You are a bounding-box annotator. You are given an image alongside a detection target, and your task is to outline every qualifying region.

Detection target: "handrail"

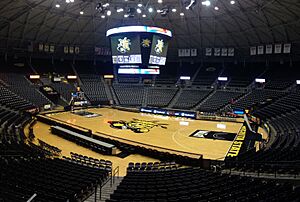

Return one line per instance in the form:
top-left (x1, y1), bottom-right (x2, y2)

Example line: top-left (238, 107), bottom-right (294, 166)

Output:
top-left (112, 166), bottom-right (120, 184)
top-left (26, 193), bottom-right (37, 202)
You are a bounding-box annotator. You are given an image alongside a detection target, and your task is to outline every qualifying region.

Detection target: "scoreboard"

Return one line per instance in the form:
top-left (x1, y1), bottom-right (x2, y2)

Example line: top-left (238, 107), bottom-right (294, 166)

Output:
top-left (106, 26), bottom-right (172, 74)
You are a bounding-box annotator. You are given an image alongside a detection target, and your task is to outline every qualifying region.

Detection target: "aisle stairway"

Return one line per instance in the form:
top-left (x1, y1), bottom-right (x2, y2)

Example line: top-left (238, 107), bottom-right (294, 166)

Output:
top-left (85, 177), bottom-right (124, 202)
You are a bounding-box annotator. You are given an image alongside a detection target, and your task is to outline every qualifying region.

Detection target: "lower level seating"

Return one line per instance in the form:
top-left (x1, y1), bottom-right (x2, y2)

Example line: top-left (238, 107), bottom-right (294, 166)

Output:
top-left (108, 167), bottom-right (299, 202)
top-left (0, 157), bottom-right (109, 202)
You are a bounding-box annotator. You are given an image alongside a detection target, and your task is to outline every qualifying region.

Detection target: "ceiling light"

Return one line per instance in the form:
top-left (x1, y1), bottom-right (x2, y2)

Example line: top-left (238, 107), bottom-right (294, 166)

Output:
top-left (138, 3), bottom-right (143, 7)
top-left (124, 14), bottom-right (129, 18)
top-left (137, 8), bottom-right (142, 14)
top-left (148, 7), bottom-right (153, 13)
top-left (214, 6), bottom-right (219, 10)
top-left (107, 10), bottom-right (111, 16)
top-left (172, 8), bottom-right (177, 12)
top-left (117, 8), bottom-right (124, 12)
top-left (201, 0), bottom-right (211, 6)
top-left (80, 11), bottom-right (84, 15)
top-left (180, 12), bottom-right (184, 16)
top-left (103, 3), bottom-right (109, 8)
top-left (158, 0), bottom-right (163, 3)
top-left (230, 0), bottom-right (235, 4)
top-left (157, 9), bottom-right (161, 13)
top-left (101, 15), bottom-right (105, 18)
top-left (55, 4), bottom-right (60, 8)
top-left (142, 14), bottom-right (146, 17)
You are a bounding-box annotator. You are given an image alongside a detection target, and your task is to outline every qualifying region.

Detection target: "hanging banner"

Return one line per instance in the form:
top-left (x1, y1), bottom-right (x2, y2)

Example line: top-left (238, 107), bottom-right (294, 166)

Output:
top-left (191, 49), bottom-right (197, 57)
top-left (205, 48), bottom-right (212, 56)
top-left (250, 47), bottom-right (257, 55)
top-left (69, 46), bottom-right (74, 54)
top-left (75, 47), bottom-right (80, 54)
top-left (265, 44), bottom-right (272, 54)
top-left (257, 45), bottom-right (264, 55)
top-left (228, 48), bottom-right (234, 56)
top-left (50, 45), bottom-right (55, 53)
top-left (38, 43), bottom-right (44, 52)
top-left (283, 43), bottom-right (291, 54)
top-left (221, 48), bottom-right (228, 56)
top-left (214, 48), bottom-right (220, 56)
top-left (44, 44), bottom-right (49, 52)
top-left (184, 49), bottom-right (191, 57)
top-left (178, 49), bottom-right (184, 57)
top-left (274, 44), bottom-right (282, 54)
top-left (64, 46), bottom-right (69, 54)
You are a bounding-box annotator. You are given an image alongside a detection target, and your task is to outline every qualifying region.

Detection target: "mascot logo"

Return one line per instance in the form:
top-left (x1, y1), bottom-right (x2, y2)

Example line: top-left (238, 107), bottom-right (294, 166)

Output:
top-left (155, 39), bottom-right (164, 55)
top-left (141, 39), bottom-right (151, 48)
top-left (117, 37), bottom-right (131, 53)
top-left (108, 118), bottom-right (168, 133)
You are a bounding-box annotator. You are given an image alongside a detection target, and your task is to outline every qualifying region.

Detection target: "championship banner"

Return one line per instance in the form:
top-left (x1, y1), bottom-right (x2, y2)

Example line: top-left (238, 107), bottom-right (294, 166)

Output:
top-left (64, 46), bottom-right (69, 54)
top-left (69, 46), bottom-right (74, 54)
top-left (75, 47), bottom-right (80, 54)
top-left (274, 44), bottom-right (282, 54)
top-left (178, 49), bottom-right (184, 57)
top-left (205, 48), bottom-right (212, 56)
top-left (191, 48), bottom-right (197, 56)
top-left (50, 45), bottom-right (55, 53)
top-left (38, 43), bottom-right (44, 52)
top-left (257, 45), bottom-right (264, 55)
top-left (184, 49), bottom-right (191, 57)
top-left (266, 44), bottom-right (272, 54)
top-left (214, 48), bottom-right (220, 56)
top-left (228, 48), bottom-right (234, 56)
top-left (283, 43), bottom-right (291, 54)
top-left (44, 44), bottom-right (49, 52)
top-left (250, 47), bottom-right (256, 55)
top-left (221, 48), bottom-right (228, 56)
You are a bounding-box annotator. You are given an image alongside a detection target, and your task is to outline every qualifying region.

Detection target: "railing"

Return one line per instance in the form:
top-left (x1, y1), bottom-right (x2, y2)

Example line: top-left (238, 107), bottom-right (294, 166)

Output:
top-left (98, 166), bottom-right (120, 201)
top-left (26, 193), bottom-right (37, 202)
top-left (224, 160), bottom-right (300, 179)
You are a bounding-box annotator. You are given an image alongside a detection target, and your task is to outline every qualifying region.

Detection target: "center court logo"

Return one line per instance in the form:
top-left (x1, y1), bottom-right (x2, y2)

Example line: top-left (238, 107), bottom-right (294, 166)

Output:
top-left (108, 118), bottom-right (168, 133)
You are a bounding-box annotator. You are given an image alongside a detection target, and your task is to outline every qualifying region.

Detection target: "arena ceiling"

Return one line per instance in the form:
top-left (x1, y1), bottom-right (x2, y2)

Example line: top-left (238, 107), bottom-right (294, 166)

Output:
top-left (0, 0), bottom-right (300, 57)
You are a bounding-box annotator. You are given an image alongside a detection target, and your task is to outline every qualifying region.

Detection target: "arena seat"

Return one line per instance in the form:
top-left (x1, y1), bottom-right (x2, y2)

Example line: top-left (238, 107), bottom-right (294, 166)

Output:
top-left (0, 157), bottom-right (109, 202)
top-left (0, 73), bottom-right (51, 108)
top-left (113, 84), bottom-right (145, 106)
top-left (233, 89), bottom-right (286, 110)
top-left (50, 82), bottom-right (76, 102)
top-left (146, 87), bottom-right (178, 107)
top-left (173, 88), bottom-right (212, 109)
top-left (197, 90), bottom-right (244, 112)
top-left (79, 74), bottom-right (109, 104)
top-left (108, 167), bottom-right (299, 202)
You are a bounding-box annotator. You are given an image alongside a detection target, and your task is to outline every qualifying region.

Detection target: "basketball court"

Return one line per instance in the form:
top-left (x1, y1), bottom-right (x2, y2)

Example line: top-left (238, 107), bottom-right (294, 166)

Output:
top-left (36, 107), bottom-right (243, 160)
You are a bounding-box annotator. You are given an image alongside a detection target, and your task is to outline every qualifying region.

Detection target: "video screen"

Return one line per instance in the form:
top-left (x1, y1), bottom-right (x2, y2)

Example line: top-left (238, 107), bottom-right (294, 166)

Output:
top-left (149, 35), bottom-right (169, 65)
top-left (111, 34), bottom-right (142, 64)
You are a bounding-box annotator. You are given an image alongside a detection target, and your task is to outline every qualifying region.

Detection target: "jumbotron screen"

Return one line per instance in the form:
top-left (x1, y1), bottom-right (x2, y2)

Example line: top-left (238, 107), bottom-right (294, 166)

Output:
top-left (110, 34), bottom-right (142, 64)
top-left (107, 26), bottom-right (172, 68)
top-left (149, 35), bottom-right (169, 65)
